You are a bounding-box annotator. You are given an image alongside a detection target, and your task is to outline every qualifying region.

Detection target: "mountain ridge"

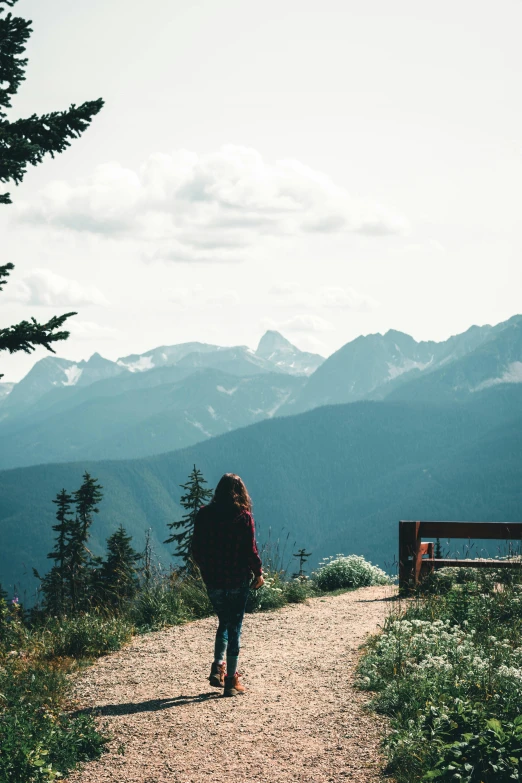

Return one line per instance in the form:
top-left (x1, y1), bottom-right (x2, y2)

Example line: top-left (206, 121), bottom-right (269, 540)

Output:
top-left (1, 383), bottom-right (521, 600)
top-left (1, 316), bottom-right (520, 471)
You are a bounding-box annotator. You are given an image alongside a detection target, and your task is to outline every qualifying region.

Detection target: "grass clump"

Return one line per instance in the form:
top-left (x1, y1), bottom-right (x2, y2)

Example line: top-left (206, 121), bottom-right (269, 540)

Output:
top-left (357, 568), bottom-right (522, 783)
top-left (41, 614), bottom-right (134, 658)
top-left (0, 601), bottom-right (109, 782)
top-left (130, 574), bottom-right (212, 631)
top-left (283, 576), bottom-right (316, 604)
top-left (313, 554), bottom-right (391, 592)
top-left (0, 658), bottom-right (107, 783)
top-left (130, 582), bottom-right (187, 631)
top-left (246, 572), bottom-right (287, 613)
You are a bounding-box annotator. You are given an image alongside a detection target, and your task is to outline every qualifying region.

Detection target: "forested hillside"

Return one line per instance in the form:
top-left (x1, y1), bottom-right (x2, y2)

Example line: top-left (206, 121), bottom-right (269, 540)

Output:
top-left (1, 384), bottom-right (521, 601)
top-left (0, 369), bottom-right (304, 467)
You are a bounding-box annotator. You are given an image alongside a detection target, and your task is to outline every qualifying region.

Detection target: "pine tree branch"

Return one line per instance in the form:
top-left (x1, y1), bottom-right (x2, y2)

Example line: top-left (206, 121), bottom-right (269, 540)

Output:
top-left (0, 311), bottom-right (76, 378)
top-left (0, 99), bottom-right (104, 202)
top-left (0, 261), bottom-right (13, 290)
top-left (0, 8), bottom-right (30, 116)
top-left (0, 311), bottom-right (76, 353)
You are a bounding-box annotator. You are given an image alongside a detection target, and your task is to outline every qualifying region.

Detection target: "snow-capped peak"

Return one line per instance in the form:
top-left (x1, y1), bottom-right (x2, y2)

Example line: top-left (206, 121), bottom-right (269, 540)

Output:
top-left (63, 365), bottom-right (83, 386)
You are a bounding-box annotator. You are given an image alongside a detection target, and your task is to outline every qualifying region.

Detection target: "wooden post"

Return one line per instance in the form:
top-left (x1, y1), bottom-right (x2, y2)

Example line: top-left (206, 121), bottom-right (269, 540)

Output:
top-left (399, 520), bottom-right (420, 593)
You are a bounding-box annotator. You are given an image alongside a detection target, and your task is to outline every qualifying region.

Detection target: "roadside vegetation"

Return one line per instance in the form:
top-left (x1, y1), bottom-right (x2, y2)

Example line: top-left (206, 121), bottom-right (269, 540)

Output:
top-left (357, 566), bottom-right (522, 783)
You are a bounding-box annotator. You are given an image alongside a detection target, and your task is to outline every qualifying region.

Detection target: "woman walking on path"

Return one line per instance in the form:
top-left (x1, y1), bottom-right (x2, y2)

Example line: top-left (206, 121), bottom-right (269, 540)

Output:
top-left (192, 473), bottom-right (264, 697)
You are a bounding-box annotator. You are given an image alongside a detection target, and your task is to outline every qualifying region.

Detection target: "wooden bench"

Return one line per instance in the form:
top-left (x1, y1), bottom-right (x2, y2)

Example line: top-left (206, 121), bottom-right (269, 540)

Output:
top-left (399, 520), bottom-right (522, 592)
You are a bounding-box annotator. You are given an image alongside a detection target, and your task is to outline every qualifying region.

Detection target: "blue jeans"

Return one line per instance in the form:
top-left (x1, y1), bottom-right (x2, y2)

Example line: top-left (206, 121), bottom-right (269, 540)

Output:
top-left (207, 584), bottom-right (250, 662)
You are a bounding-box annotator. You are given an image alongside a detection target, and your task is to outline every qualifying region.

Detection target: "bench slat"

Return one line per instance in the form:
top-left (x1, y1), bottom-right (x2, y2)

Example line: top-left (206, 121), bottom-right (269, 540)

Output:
top-left (429, 559), bottom-right (522, 569)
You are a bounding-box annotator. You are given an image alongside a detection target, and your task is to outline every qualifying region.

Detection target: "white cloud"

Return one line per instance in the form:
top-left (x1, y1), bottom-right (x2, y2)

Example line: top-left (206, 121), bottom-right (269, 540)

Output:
top-left (5, 269), bottom-right (109, 307)
top-left (69, 320), bottom-right (119, 340)
top-left (169, 285), bottom-right (203, 305)
top-left (263, 314), bottom-right (335, 333)
top-left (168, 285), bottom-right (238, 308)
top-left (205, 290), bottom-right (240, 308)
top-left (319, 285), bottom-right (379, 311)
top-left (269, 282), bottom-right (379, 311)
top-left (17, 146), bottom-right (410, 263)
top-left (404, 238), bottom-right (446, 254)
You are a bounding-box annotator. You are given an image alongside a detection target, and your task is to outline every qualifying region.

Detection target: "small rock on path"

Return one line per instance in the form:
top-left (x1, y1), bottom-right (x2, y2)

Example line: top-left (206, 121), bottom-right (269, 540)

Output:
top-left (69, 585), bottom-right (396, 783)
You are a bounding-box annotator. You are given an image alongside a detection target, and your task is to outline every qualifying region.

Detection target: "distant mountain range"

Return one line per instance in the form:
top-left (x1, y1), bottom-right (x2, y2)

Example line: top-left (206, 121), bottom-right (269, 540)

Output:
top-left (0, 383), bottom-right (14, 401)
top-left (281, 315), bottom-right (522, 413)
top-left (0, 316), bottom-right (520, 471)
top-left (2, 330), bottom-right (322, 416)
top-left (0, 331), bottom-right (321, 469)
top-left (1, 383), bottom-right (521, 600)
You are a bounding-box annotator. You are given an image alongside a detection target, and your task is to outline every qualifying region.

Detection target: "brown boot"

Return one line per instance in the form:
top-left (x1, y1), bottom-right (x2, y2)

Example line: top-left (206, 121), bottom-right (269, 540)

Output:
top-left (209, 661), bottom-right (226, 688)
top-left (223, 673), bottom-right (246, 696)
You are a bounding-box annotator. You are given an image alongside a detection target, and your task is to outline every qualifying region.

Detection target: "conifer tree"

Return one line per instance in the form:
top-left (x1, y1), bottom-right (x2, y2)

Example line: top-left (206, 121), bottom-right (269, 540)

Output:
top-left (35, 488), bottom-right (73, 614)
top-left (37, 566), bottom-right (63, 616)
top-left (292, 548), bottom-right (312, 580)
top-left (66, 472), bottom-right (103, 612)
top-left (101, 526), bottom-right (140, 608)
top-left (0, 0), bottom-right (103, 378)
top-left (73, 472), bottom-right (103, 541)
top-left (87, 553), bottom-right (105, 609)
top-left (164, 465), bottom-right (213, 569)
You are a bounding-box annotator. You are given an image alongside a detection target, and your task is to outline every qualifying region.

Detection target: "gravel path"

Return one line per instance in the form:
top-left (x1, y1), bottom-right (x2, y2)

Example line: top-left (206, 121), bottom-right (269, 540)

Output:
top-left (69, 585), bottom-right (396, 783)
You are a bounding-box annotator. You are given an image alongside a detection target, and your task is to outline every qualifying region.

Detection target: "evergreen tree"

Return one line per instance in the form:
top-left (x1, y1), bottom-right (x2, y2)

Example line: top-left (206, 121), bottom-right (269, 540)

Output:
top-left (0, 0), bottom-right (103, 204)
top-left (101, 526), bottom-right (140, 608)
top-left (73, 472), bottom-right (103, 541)
top-left (435, 538), bottom-right (442, 559)
top-left (86, 553), bottom-right (106, 608)
top-left (0, 262), bottom-right (76, 379)
top-left (37, 566), bottom-right (63, 616)
top-left (292, 548), bottom-right (312, 580)
top-left (164, 465), bottom-right (213, 568)
top-left (0, 0), bottom-right (103, 378)
top-left (42, 489), bottom-right (74, 614)
top-left (66, 473), bottom-right (103, 612)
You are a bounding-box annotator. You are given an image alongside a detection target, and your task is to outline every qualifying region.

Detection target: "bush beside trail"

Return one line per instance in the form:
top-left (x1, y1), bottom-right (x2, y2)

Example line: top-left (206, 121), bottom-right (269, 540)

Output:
top-left (357, 567), bottom-right (522, 783)
top-left (313, 554), bottom-right (390, 592)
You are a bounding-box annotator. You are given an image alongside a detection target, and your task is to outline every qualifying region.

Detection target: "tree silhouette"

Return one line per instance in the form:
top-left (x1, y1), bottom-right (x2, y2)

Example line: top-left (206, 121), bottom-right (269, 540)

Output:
top-left (165, 465), bottom-right (213, 569)
top-left (40, 488), bottom-right (74, 614)
top-left (0, 0), bottom-right (103, 378)
top-left (101, 526), bottom-right (141, 608)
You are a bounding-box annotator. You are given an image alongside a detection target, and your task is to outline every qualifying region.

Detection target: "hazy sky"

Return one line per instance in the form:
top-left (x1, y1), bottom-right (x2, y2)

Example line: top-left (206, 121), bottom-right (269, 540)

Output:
top-left (2, 0), bottom-right (521, 382)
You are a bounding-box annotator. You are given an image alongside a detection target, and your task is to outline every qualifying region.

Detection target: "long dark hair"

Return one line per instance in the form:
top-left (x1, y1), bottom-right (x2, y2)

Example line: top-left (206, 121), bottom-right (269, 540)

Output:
top-left (211, 473), bottom-right (252, 516)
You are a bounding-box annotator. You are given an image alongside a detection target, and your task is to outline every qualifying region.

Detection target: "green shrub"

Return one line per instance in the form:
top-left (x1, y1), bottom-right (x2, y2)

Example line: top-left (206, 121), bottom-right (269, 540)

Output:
top-left (42, 614), bottom-right (134, 658)
top-left (0, 657), bottom-right (107, 782)
top-left (283, 577), bottom-right (315, 604)
top-left (357, 578), bottom-right (522, 782)
top-left (313, 554), bottom-right (391, 591)
top-left (246, 573), bottom-right (287, 613)
top-left (173, 576), bottom-right (213, 619)
top-left (130, 583), bottom-right (186, 631)
top-left (0, 598), bottom-right (31, 652)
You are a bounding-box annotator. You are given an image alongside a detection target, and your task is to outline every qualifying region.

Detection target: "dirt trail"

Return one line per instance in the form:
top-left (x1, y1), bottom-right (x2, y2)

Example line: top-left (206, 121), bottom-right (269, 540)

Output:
top-left (69, 585), bottom-right (396, 783)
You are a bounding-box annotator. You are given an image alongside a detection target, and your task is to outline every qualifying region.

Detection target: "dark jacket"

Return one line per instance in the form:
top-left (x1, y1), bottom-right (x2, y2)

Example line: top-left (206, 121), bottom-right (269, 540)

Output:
top-left (191, 504), bottom-right (263, 588)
